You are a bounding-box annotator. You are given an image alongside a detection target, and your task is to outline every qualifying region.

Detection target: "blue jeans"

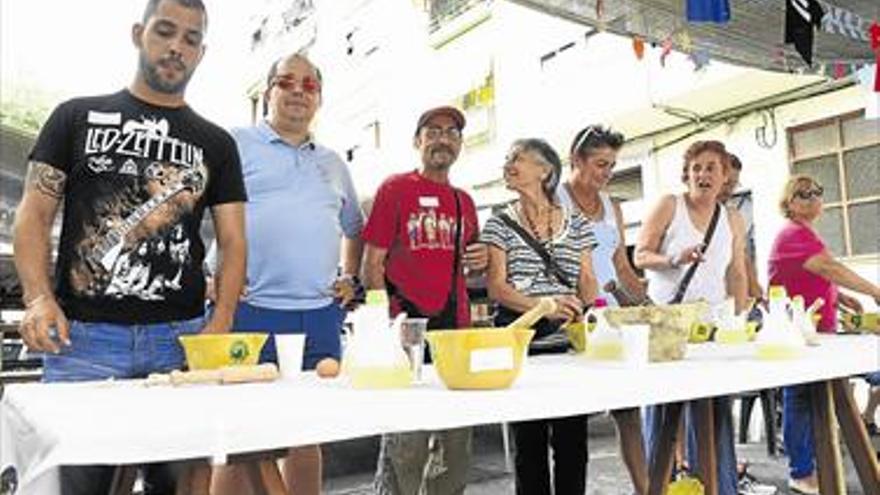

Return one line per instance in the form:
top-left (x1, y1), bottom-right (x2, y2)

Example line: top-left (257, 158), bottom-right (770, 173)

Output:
top-left (643, 398), bottom-right (738, 495)
top-left (782, 385), bottom-right (815, 479)
top-left (43, 317), bottom-right (204, 382)
top-left (42, 317), bottom-right (204, 495)
top-left (230, 302), bottom-right (344, 370)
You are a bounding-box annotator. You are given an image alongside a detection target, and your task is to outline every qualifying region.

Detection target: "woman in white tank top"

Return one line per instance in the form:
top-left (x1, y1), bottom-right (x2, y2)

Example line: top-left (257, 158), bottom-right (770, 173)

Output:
top-left (557, 125), bottom-right (646, 307)
top-left (634, 141), bottom-right (748, 495)
top-left (557, 125), bottom-right (651, 495)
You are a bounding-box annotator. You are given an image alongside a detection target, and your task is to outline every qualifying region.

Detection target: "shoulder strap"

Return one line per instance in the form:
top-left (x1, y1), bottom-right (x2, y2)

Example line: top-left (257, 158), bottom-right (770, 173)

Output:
top-left (497, 212), bottom-right (575, 289)
top-left (446, 191), bottom-right (463, 311)
top-left (669, 203), bottom-right (722, 304)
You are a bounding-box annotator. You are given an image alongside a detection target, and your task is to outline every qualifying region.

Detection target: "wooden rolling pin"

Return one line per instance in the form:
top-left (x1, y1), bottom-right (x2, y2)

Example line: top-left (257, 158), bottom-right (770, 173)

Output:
top-left (505, 297), bottom-right (557, 329)
top-left (145, 364), bottom-right (279, 386)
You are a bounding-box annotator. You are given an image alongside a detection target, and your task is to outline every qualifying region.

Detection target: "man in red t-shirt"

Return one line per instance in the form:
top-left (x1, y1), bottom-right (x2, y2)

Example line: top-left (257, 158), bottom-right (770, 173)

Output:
top-left (364, 106), bottom-right (487, 494)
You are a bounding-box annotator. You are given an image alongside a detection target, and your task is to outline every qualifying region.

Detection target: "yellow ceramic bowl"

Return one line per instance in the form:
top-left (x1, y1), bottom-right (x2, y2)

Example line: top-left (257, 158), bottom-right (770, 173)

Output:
top-left (563, 321), bottom-right (596, 353)
top-left (179, 333), bottom-right (268, 370)
top-left (426, 328), bottom-right (534, 390)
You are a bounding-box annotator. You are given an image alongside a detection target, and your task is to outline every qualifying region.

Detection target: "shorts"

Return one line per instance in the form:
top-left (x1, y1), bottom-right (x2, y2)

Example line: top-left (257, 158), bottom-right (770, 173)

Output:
top-left (230, 301), bottom-right (344, 370)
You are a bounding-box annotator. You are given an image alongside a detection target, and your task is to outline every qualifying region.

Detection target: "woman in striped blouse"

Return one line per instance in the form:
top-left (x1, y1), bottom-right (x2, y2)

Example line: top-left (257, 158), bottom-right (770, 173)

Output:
top-left (482, 138), bottom-right (598, 495)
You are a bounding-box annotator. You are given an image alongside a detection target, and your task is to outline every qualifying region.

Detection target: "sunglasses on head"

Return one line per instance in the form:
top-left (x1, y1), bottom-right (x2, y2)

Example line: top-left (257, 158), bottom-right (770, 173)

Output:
top-left (572, 127), bottom-right (596, 155)
top-left (794, 186), bottom-right (823, 200)
top-left (271, 74), bottom-right (321, 94)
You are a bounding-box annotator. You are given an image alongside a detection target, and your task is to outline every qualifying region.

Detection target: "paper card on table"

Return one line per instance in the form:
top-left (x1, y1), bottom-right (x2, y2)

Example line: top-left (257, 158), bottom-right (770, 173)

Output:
top-left (469, 347), bottom-right (514, 372)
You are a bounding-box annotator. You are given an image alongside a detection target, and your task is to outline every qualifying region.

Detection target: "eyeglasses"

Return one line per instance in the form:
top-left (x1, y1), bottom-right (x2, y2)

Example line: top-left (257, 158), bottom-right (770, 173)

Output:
top-left (794, 186), bottom-right (824, 200)
top-left (271, 74), bottom-right (321, 94)
top-left (423, 126), bottom-right (462, 141)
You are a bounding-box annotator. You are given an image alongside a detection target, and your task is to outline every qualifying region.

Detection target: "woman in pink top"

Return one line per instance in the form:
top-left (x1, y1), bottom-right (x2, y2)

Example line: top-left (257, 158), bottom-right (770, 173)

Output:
top-left (769, 174), bottom-right (880, 494)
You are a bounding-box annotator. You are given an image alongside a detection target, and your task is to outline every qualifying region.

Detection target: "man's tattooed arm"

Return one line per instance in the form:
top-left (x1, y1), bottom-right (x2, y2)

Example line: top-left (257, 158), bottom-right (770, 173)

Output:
top-left (25, 161), bottom-right (67, 199)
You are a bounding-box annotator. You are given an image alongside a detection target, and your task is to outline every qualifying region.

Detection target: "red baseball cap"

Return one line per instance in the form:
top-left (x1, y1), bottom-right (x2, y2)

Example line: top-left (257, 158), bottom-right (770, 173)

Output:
top-left (415, 106), bottom-right (466, 136)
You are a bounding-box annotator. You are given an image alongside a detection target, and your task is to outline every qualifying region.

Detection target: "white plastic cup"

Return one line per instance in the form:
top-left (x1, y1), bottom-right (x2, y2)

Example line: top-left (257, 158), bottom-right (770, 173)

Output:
top-left (275, 334), bottom-right (306, 380)
top-left (622, 324), bottom-right (651, 367)
top-left (400, 318), bottom-right (429, 382)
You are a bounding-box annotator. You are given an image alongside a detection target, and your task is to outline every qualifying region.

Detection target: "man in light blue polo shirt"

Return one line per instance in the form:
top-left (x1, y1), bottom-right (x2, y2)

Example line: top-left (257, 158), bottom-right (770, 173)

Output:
top-left (210, 52), bottom-right (363, 495)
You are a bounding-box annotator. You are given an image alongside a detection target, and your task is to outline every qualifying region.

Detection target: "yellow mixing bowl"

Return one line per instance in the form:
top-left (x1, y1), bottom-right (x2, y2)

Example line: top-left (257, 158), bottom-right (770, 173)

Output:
top-left (179, 333), bottom-right (268, 370)
top-left (426, 328), bottom-right (534, 390)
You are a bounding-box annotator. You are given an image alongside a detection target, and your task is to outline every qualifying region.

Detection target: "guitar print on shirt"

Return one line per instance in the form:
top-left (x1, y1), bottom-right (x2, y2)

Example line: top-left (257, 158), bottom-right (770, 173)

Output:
top-left (68, 113), bottom-right (209, 299)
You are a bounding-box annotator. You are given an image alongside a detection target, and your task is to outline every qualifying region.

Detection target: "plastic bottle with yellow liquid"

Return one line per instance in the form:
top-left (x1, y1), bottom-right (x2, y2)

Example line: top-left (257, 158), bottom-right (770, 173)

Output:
top-left (345, 290), bottom-right (413, 388)
top-left (755, 286), bottom-right (806, 360)
top-left (585, 298), bottom-right (625, 360)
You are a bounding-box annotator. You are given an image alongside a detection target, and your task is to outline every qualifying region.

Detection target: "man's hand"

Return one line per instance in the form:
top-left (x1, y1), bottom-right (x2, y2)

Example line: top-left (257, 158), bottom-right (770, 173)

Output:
top-left (19, 295), bottom-right (70, 353)
top-left (463, 242), bottom-right (488, 273)
top-left (333, 275), bottom-right (365, 310)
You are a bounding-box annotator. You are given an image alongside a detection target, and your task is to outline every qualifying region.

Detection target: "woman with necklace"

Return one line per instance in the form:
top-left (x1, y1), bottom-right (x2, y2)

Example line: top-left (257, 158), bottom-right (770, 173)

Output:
top-left (558, 126), bottom-right (653, 494)
top-left (482, 138), bottom-right (597, 495)
top-left (558, 125), bottom-right (646, 306)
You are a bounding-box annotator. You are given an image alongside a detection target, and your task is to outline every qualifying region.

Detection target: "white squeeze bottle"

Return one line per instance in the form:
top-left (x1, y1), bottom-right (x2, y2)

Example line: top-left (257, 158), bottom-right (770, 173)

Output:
top-left (791, 296), bottom-right (820, 346)
top-left (756, 285), bottom-right (805, 359)
top-left (585, 298), bottom-right (624, 360)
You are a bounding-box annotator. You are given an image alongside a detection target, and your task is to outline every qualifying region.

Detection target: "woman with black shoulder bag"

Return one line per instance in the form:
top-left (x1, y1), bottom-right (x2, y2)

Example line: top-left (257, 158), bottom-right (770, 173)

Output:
top-left (481, 138), bottom-right (598, 495)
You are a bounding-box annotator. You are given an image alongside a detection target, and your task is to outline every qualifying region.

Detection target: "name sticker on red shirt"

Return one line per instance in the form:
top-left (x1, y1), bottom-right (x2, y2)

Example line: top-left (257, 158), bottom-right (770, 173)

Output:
top-left (418, 196), bottom-right (439, 208)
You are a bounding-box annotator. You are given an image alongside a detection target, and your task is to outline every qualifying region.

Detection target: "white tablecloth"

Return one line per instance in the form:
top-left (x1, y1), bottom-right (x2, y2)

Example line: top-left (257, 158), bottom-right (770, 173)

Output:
top-left (2, 335), bottom-right (878, 493)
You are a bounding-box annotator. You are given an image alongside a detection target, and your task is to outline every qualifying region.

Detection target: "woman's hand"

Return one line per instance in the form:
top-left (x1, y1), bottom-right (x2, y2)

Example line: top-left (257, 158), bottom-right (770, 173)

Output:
top-left (671, 244), bottom-right (705, 268)
top-left (839, 293), bottom-right (864, 314)
top-left (547, 295), bottom-right (583, 322)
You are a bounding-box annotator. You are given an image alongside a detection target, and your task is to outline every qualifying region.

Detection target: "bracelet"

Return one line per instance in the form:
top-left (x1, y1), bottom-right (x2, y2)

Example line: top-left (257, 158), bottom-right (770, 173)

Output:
top-left (667, 255), bottom-right (678, 269)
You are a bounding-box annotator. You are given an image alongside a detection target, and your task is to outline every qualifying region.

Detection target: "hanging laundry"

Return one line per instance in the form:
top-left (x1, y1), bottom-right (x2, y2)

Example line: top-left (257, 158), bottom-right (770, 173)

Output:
top-left (686, 0), bottom-right (730, 23)
top-left (784, 0), bottom-right (826, 66)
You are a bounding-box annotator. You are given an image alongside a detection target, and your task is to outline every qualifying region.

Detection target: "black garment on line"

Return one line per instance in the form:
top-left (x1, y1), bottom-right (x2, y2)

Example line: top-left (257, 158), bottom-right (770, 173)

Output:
top-left (785, 0), bottom-right (826, 66)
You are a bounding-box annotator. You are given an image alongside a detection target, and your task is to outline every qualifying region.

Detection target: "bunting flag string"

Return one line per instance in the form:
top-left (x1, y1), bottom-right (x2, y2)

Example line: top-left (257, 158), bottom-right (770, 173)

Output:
top-left (632, 37), bottom-right (646, 60)
top-left (660, 36), bottom-right (674, 67)
top-left (690, 48), bottom-right (711, 71)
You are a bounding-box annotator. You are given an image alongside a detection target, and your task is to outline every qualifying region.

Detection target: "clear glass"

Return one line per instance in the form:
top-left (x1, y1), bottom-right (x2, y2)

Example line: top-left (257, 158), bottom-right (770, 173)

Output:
top-left (400, 318), bottom-right (429, 382)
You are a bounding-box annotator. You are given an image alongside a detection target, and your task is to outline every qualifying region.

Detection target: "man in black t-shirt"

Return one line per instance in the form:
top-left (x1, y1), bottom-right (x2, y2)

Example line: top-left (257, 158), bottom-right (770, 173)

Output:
top-left (12, 0), bottom-right (246, 493)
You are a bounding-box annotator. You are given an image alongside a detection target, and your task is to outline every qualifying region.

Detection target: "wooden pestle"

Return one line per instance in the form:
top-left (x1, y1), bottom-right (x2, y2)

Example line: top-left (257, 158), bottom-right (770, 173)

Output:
top-left (505, 297), bottom-right (557, 329)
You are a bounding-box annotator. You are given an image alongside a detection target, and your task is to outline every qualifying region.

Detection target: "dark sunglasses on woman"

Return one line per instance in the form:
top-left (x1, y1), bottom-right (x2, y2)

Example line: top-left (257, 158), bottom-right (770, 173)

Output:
top-left (794, 186), bottom-right (823, 200)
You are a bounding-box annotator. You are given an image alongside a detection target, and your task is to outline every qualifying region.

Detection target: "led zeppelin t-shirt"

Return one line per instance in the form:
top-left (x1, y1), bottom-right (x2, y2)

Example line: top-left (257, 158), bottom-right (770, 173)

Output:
top-left (29, 89), bottom-right (246, 323)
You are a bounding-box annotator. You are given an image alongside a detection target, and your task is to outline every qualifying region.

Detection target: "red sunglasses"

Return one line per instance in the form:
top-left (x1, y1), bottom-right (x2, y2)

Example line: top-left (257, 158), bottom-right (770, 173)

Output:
top-left (271, 75), bottom-right (321, 94)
